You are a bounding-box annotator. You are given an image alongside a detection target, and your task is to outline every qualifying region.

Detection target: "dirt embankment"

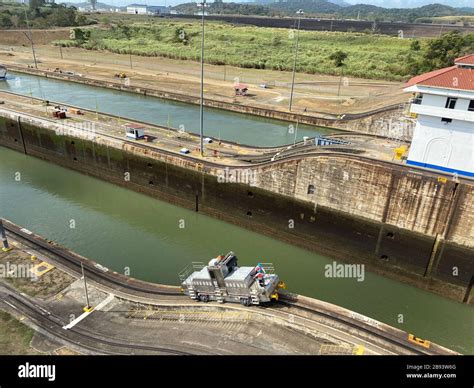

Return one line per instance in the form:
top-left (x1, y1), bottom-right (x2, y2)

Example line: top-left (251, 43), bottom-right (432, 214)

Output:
top-left (0, 29), bottom-right (70, 46)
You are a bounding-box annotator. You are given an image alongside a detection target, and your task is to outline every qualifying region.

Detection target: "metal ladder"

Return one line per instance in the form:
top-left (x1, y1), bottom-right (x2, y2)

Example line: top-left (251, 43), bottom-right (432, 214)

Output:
top-left (250, 291), bottom-right (260, 305)
top-left (215, 288), bottom-right (226, 303)
top-left (188, 287), bottom-right (197, 300)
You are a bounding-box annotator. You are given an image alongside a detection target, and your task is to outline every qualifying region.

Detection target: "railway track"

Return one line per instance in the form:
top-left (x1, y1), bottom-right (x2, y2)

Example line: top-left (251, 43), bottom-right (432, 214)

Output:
top-left (1, 292), bottom-right (192, 355)
top-left (274, 297), bottom-right (427, 355)
top-left (3, 220), bottom-right (456, 356)
top-left (3, 220), bottom-right (183, 298)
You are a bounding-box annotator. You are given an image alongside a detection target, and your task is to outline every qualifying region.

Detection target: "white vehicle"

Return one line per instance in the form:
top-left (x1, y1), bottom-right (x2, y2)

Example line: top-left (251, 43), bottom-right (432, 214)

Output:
top-left (179, 251), bottom-right (284, 306)
top-left (180, 147), bottom-right (190, 154)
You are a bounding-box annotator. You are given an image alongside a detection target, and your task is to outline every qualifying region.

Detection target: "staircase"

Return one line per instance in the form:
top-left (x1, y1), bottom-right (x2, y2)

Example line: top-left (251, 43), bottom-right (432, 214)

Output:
top-left (215, 288), bottom-right (227, 303)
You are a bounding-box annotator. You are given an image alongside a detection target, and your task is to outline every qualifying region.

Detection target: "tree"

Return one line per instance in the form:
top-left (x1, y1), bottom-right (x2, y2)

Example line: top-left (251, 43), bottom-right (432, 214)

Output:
top-left (410, 39), bottom-right (421, 51)
top-left (174, 27), bottom-right (188, 45)
top-left (29, 0), bottom-right (45, 12)
top-left (329, 50), bottom-right (348, 67)
top-left (421, 31), bottom-right (468, 70)
top-left (0, 14), bottom-right (13, 28)
top-left (71, 28), bottom-right (90, 43)
top-left (329, 50), bottom-right (349, 97)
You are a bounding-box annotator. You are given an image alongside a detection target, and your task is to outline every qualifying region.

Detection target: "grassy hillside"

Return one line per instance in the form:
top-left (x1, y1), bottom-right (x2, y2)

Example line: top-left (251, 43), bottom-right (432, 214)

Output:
top-left (56, 20), bottom-right (430, 81)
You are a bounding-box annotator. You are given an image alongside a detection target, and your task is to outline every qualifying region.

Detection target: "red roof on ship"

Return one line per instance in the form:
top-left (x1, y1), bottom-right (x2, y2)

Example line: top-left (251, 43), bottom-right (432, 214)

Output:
top-left (404, 64), bottom-right (473, 92)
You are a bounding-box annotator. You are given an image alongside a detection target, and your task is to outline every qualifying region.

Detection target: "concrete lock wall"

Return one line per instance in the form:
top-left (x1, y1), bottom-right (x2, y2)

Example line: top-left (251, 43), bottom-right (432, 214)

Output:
top-left (0, 114), bottom-right (472, 302)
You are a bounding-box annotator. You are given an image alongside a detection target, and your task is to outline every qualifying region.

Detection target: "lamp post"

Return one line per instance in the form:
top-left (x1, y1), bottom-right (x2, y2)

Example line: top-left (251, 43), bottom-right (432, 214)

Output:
top-left (23, 7), bottom-right (38, 69)
top-left (81, 263), bottom-right (92, 312)
top-left (197, 0), bottom-right (208, 156)
top-left (289, 9), bottom-right (303, 112)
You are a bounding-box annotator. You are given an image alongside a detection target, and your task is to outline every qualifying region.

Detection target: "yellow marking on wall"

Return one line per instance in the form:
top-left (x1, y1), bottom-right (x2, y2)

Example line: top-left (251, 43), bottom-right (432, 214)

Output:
top-left (353, 345), bottom-right (365, 355)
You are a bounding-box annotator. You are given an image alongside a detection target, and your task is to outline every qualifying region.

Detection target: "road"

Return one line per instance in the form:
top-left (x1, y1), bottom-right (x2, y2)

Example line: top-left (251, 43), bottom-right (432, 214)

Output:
top-left (0, 89), bottom-right (406, 166)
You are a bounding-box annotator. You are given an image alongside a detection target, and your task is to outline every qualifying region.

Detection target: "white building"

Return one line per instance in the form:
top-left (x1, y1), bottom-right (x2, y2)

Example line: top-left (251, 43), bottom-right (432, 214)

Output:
top-left (126, 4), bottom-right (170, 15)
top-left (404, 54), bottom-right (474, 179)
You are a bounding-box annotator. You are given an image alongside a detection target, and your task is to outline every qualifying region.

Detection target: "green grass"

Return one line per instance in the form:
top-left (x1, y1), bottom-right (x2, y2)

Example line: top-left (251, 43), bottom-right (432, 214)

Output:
top-left (0, 311), bottom-right (36, 354)
top-left (55, 20), bottom-right (426, 81)
top-left (424, 15), bottom-right (474, 24)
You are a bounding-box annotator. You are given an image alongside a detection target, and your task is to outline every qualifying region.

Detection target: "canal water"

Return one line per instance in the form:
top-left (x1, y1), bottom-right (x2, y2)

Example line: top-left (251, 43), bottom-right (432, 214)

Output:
top-left (0, 146), bottom-right (472, 353)
top-left (0, 72), bottom-right (336, 147)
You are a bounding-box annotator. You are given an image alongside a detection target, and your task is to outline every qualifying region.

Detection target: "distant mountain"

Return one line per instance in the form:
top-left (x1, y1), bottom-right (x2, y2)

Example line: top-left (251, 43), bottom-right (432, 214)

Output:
top-left (265, 0), bottom-right (342, 14)
top-left (253, 0), bottom-right (349, 6)
top-left (343, 0), bottom-right (473, 8)
top-left (328, 0), bottom-right (350, 6)
top-left (261, 1), bottom-right (474, 21)
top-left (174, 1), bottom-right (282, 16)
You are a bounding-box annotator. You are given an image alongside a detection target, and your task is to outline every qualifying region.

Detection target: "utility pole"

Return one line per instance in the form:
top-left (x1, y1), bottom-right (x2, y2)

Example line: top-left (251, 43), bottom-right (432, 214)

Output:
top-left (289, 9), bottom-right (303, 112)
top-left (198, 0), bottom-right (208, 156)
top-left (337, 65), bottom-right (344, 97)
top-left (59, 45), bottom-right (63, 60)
top-left (129, 43), bottom-right (133, 69)
top-left (23, 8), bottom-right (38, 69)
top-left (223, 51), bottom-right (227, 81)
top-left (81, 263), bottom-right (92, 312)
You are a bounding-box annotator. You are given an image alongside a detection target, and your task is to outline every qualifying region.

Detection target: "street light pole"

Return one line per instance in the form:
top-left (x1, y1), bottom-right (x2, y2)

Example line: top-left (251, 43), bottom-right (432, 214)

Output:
top-left (198, 0), bottom-right (207, 157)
top-left (289, 9), bottom-right (303, 112)
top-left (81, 263), bottom-right (92, 312)
top-left (23, 7), bottom-right (38, 69)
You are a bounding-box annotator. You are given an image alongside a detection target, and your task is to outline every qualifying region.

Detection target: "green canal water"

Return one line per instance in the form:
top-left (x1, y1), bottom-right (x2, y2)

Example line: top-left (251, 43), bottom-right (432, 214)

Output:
top-left (0, 146), bottom-right (472, 353)
top-left (0, 72), bottom-right (336, 147)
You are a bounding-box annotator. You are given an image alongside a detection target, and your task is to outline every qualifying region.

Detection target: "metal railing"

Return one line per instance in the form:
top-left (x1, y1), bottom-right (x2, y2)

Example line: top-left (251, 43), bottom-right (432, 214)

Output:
top-left (178, 262), bottom-right (205, 282)
top-left (259, 263), bottom-right (276, 275)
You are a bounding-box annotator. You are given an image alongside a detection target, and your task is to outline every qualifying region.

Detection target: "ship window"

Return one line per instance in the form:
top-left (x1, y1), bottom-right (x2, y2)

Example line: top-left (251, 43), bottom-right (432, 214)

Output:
top-left (468, 100), bottom-right (474, 112)
top-left (445, 97), bottom-right (457, 109)
top-left (307, 184), bottom-right (315, 194)
top-left (441, 117), bottom-right (452, 123)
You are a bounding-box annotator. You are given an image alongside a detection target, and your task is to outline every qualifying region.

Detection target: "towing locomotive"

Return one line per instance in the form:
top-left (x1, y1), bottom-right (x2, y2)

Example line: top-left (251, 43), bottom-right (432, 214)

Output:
top-left (179, 251), bottom-right (284, 306)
